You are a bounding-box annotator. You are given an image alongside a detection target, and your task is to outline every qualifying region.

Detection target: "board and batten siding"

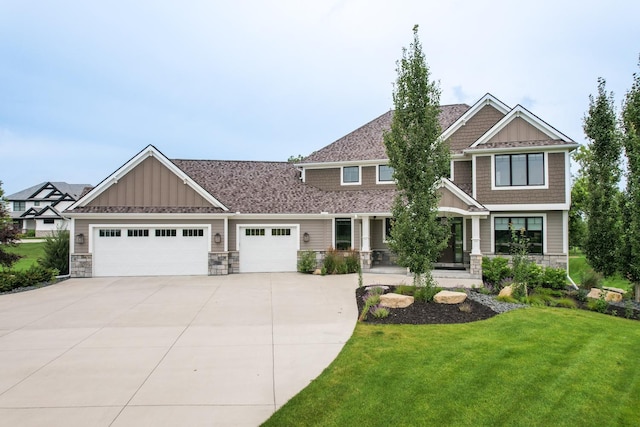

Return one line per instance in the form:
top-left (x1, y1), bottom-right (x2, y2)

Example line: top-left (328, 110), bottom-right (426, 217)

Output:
top-left (87, 156), bottom-right (211, 208)
top-left (73, 218), bottom-right (225, 254)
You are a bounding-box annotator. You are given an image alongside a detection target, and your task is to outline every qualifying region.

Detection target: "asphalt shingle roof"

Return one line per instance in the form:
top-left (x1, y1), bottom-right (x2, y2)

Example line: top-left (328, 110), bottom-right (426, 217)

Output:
top-left (301, 104), bottom-right (470, 163)
top-left (7, 182), bottom-right (91, 200)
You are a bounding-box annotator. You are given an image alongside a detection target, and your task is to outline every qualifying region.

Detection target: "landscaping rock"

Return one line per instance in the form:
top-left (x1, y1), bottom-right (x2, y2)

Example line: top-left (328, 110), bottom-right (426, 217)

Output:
top-left (498, 285), bottom-right (513, 298)
top-left (313, 269), bottom-right (322, 275)
top-left (365, 285), bottom-right (390, 291)
top-left (587, 288), bottom-right (623, 303)
top-left (603, 286), bottom-right (626, 294)
top-left (434, 290), bottom-right (467, 304)
top-left (380, 293), bottom-right (414, 308)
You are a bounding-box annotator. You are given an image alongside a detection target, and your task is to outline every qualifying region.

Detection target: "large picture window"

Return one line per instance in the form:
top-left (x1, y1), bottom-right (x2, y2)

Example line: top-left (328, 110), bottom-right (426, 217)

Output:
top-left (495, 153), bottom-right (544, 187)
top-left (495, 217), bottom-right (543, 254)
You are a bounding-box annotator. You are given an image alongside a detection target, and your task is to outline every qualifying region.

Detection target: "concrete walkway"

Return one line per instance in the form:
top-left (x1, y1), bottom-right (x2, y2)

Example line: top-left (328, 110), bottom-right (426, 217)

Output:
top-left (0, 274), bottom-right (362, 426)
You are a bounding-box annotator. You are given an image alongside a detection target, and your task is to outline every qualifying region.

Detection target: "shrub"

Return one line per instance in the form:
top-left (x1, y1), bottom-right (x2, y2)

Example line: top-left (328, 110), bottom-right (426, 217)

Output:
top-left (524, 263), bottom-right (544, 288)
top-left (297, 251), bottom-right (317, 273)
top-left (414, 286), bottom-right (441, 303)
top-left (394, 285), bottom-right (416, 296)
top-left (581, 269), bottom-right (603, 289)
top-left (541, 267), bottom-right (567, 290)
top-left (0, 265), bottom-right (58, 292)
top-left (482, 257), bottom-right (511, 288)
top-left (39, 230), bottom-right (70, 274)
top-left (370, 305), bottom-right (390, 319)
top-left (555, 298), bottom-right (577, 309)
top-left (344, 250), bottom-right (360, 274)
top-left (587, 292), bottom-right (609, 313)
top-left (323, 248), bottom-right (341, 274)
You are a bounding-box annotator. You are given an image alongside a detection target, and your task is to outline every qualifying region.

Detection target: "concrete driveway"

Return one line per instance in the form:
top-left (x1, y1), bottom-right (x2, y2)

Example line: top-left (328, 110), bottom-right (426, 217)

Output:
top-left (0, 273), bottom-right (376, 427)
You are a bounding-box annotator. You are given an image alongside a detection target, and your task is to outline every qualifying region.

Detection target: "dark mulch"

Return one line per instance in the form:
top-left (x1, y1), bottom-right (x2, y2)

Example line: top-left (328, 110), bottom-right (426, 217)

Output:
top-left (356, 286), bottom-right (498, 325)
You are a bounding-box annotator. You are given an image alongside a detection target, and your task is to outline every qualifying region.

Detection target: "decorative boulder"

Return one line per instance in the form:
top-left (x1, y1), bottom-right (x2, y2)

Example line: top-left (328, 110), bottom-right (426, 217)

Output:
top-left (379, 293), bottom-right (414, 308)
top-left (498, 285), bottom-right (513, 298)
top-left (434, 290), bottom-right (467, 304)
top-left (603, 286), bottom-right (627, 295)
top-left (313, 269), bottom-right (322, 275)
top-left (587, 288), bottom-right (622, 303)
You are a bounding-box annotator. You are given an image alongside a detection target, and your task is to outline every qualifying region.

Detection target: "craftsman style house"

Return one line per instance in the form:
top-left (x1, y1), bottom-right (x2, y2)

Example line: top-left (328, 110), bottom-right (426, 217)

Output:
top-left (7, 182), bottom-right (90, 237)
top-left (66, 94), bottom-right (577, 278)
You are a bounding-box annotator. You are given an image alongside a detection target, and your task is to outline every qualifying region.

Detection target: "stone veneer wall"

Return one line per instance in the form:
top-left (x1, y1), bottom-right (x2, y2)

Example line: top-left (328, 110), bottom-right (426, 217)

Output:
top-left (228, 251), bottom-right (240, 274)
top-left (208, 252), bottom-right (228, 275)
top-left (483, 253), bottom-right (568, 270)
top-left (70, 254), bottom-right (92, 278)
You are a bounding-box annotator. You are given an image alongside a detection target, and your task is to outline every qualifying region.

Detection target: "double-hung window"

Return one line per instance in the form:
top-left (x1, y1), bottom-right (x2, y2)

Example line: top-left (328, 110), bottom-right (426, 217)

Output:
top-left (341, 166), bottom-right (360, 185)
top-left (377, 165), bottom-right (394, 183)
top-left (495, 153), bottom-right (544, 187)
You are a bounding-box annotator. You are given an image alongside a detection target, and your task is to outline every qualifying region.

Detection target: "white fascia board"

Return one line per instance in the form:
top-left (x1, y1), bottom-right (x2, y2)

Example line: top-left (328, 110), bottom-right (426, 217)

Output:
top-left (296, 159), bottom-right (388, 169)
top-left (68, 145), bottom-right (229, 212)
top-left (463, 144), bottom-right (579, 155)
top-left (471, 105), bottom-right (574, 149)
top-left (439, 178), bottom-right (486, 210)
top-left (65, 212), bottom-right (233, 220)
top-left (483, 203), bottom-right (570, 211)
top-left (439, 207), bottom-right (488, 218)
top-left (440, 93), bottom-right (511, 141)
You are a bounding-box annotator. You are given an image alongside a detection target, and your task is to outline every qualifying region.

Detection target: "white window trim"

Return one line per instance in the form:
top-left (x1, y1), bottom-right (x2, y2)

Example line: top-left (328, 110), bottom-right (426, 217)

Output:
top-left (332, 218), bottom-right (354, 249)
top-left (490, 213), bottom-right (547, 255)
top-left (376, 165), bottom-right (394, 185)
top-left (341, 165), bottom-right (361, 186)
top-left (491, 152), bottom-right (549, 191)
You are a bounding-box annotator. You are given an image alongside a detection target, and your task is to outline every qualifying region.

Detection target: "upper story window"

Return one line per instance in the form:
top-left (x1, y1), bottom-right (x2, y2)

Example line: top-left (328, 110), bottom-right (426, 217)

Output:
top-left (341, 166), bottom-right (360, 185)
top-left (495, 153), bottom-right (545, 187)
top-left (377, 165), bottom-right (394, 183)
top-left (13, 201), bottom-right (25, 211)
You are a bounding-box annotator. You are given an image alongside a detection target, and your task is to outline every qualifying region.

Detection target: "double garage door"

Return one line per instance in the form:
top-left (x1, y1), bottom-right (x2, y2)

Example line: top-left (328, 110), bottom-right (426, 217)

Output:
top-left (93, 226), bottom-right (209, 277)
top-left (92, 225), bottom-right (299, 276)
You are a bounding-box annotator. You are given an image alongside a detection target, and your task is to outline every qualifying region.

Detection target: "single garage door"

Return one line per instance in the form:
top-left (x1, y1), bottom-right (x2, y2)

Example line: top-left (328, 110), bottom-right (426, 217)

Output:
top-left (93, 227), bottom-right (209, 277)
top-left (239, 226), bottom-right (298, 273)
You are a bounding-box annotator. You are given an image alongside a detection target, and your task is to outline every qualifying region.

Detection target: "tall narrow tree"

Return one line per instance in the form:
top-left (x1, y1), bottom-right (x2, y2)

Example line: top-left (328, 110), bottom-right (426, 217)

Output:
top-left (383, 25), bottom-right (450, 286)
top-left (622, 60), bottom-right (640, 284)
top-left (583, 78), bottom-right (622, 276)
top-left (0, 181), bottom-right (21, 269)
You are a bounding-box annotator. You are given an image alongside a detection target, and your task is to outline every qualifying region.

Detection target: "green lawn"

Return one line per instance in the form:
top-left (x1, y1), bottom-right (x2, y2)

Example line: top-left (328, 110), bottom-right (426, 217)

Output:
top-left (3, 242), bottom-right (46, 271)
top-left (569, 253), bottom-right (633, 292)
top-left (264, 308), bottom-right (640, 426)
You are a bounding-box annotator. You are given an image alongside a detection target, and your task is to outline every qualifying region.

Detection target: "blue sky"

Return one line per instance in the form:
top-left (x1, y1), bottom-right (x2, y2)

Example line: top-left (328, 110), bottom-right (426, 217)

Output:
top-left (1, 0), bottom-right (639, 195)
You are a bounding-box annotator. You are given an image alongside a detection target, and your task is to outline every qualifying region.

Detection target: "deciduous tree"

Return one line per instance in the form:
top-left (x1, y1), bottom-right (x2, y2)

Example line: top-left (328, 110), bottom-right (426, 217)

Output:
top-left (0, 181), bottom-right (21, 269)
top-left (383, 25), bottom-right (450, 286)
top-left (583, 78), bottom-right (622, 276)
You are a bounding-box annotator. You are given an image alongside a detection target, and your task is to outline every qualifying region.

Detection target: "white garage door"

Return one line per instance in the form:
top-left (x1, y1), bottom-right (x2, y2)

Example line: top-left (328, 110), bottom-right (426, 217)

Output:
top-left (239, 226), bottom-right (298, 273)
top-left (93, 227), bottom-right (209, 277)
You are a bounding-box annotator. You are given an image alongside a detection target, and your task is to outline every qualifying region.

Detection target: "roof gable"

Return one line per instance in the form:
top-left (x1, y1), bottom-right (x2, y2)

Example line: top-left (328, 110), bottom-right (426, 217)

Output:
top-left (68, 145), bottom-right (228, 212)
top-left (440, 93), bottom-right (510, 144)
top-left (471, 104), bottom-right (573, 148)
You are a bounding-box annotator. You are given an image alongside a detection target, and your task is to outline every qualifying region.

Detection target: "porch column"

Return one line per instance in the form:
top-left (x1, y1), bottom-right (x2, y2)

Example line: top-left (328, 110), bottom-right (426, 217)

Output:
top-left (470, 215), bottom-right (482, 279)
top-left (471, 216), bottom-right (481, 255)
top-left (360, 215), bottom-right (371, 270)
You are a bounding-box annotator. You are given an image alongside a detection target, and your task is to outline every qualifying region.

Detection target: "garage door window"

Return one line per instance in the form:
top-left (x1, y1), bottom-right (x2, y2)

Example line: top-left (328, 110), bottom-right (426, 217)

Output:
top-left (272, 228), bottom-right (291, 236)
top-left (99, 229), bottom-right (121, 237)
top-left (155, 229), bottom-right (177, 237)
top-left (245, 228), bottom-right (265, 236)
top-left (127, 229), bottom-right (149, 237)
top-left (183, 229), bottom-right (204, 237)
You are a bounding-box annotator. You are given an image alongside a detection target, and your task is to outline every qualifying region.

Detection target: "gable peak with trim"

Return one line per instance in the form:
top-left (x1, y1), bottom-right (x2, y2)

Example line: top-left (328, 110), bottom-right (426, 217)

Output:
top-left (67, 145), bottom-right (229, 213)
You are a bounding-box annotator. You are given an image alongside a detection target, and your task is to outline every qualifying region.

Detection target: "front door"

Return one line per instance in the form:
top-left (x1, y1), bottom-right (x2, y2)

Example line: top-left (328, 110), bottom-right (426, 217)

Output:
top-left (438, 218), bottom-right (463, 264)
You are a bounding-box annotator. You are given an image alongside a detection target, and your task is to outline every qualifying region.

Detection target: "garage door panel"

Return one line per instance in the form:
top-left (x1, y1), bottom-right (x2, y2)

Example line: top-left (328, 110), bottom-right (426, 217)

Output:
top-left (239, 226), bottom-right (298, 273)
top-left (93, 227), bottom-right (208, 277)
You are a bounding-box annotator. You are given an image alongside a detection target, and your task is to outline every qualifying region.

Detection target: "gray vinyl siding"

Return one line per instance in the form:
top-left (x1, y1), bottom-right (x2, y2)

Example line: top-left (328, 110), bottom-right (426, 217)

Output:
top-left (370, 218), bottom-right (389, 250)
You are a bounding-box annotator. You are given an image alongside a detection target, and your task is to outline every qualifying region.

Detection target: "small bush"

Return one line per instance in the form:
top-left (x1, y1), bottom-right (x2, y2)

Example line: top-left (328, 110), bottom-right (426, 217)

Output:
top-left (370, 305), bottom-right (390, 319)
top-left (524, 263), bottom-right (545, 288)
top-left (535, 287), bottom-right (564, 298)
top-left (323, 248), bottom-right (340, 274)
top-left (297, 251), bottom-right (316, 273)
top-left (524, 294), bottom-right (548, 306)
top-left (394, 285), bottom-right (416, 296)
top-left (0, 265), bottom-right (58, 292)
top-left (497, 295), bottom-right (518, 304)
top-left (588, 293), bottom-right (609, 313)
top-left (414, 286), bottom-right (441, 303)
top-left (541, 267), bottom-right (567, 290)
top-left (581, 269), bottom-right (603, 289)
top-left (482, 257), bottom-right (511, 288)
top-left (344, 250), bottom-right (360, 274)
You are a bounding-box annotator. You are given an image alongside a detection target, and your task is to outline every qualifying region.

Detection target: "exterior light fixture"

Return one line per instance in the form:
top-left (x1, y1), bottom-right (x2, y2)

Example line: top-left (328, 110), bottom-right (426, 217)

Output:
top-left (303, 232), bottom-right (310, 242)
top-left (214, 233), bottom-right (222, 244)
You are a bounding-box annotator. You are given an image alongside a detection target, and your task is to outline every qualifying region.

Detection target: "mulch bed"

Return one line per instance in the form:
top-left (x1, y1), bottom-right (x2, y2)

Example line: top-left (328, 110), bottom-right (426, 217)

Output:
top-left (356, 286), bottom-right (498, 325)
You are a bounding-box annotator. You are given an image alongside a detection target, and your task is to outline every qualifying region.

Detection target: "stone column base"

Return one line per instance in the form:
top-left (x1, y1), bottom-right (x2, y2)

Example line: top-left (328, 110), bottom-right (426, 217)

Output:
top-left (70, 253), bottom-right (93, 278)
top-left (360, 251), bottom-right (371, 271)
top-left (469, 254), bottom-right (483, 279)
top-left (208, 252), bottom-right (229, 275)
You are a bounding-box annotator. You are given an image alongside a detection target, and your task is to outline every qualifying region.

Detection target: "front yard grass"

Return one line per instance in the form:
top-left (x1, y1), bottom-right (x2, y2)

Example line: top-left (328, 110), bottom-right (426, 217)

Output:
top-left (263, 308), bottom-right (640, 426)
top-left (569, 252), bottom-right (632, 292)
top-left (3, 242), bottom-right (46, 271)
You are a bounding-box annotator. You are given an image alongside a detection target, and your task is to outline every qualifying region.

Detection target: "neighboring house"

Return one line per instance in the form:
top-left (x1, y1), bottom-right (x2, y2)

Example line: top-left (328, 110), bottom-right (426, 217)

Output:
top-left (66, 93), bottom-right (578, 278)
top-left (7, 182), bottom-right (91, 237)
